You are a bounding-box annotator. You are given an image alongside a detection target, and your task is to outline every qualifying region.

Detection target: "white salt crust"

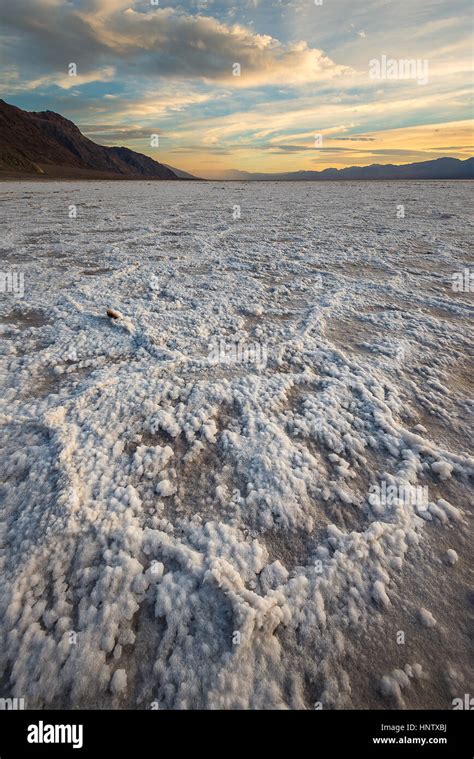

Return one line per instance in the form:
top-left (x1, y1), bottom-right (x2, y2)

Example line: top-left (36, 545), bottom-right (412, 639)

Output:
top-left (0, 181), bottom-right (472, 709)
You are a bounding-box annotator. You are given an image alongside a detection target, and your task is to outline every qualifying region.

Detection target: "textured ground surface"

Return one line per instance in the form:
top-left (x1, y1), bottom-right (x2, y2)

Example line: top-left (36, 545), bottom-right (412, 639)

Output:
top-left (0, 180), bottom-right (472, 709)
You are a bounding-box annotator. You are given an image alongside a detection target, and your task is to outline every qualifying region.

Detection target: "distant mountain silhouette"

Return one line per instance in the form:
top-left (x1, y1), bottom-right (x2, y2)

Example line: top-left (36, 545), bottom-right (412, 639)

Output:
top-left (0, 99), bottom-right (177, 179)
top-left (210, 157), bottom-right (474, 181)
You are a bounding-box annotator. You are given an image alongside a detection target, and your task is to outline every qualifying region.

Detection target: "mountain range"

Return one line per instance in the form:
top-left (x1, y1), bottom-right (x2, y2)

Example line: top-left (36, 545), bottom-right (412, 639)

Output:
top-left (208, 158), bottom-right (474, 181)
top-left (0, 99), bottom-right (472, 181)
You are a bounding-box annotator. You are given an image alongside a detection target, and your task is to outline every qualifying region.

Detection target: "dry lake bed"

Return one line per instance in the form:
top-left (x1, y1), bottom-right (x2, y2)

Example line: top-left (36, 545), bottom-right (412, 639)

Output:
top-left (0, 180), bottom-right (472, 709)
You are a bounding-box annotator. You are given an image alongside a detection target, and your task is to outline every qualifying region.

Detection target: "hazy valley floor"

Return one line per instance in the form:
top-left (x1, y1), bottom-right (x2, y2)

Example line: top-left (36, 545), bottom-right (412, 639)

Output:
top-left (0, 180), bottom-right (472, 709)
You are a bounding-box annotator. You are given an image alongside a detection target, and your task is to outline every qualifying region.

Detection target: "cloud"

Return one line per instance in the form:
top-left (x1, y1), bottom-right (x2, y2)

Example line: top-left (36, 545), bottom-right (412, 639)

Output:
top-left (333, 136), bottom-right (375, 141)
top-left (0, 0), bottom-right (106, 68)
top-left (93, 8), bottom-right (352, 86)
top-left (0, 0), bottom-right (352, 87)
top-left (80, 124), bottom-right (162, 141)
top-left (21, 67), bottom-right (116, 91)
top-left (101, 88), bottom-right (225, 119)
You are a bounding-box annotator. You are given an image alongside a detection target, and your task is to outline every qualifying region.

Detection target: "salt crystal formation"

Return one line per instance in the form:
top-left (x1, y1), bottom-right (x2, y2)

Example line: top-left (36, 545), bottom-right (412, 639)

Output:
top-left (0, 181), bottom-right (472, 709)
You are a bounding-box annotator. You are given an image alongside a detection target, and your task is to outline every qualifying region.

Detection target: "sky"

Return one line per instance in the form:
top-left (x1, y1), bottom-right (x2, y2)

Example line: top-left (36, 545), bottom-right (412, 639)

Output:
top-left (0, 0), bottom-right (472, 178)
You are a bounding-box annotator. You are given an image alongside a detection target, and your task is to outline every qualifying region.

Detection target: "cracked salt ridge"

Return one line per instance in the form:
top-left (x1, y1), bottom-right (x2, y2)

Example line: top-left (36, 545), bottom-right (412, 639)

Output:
top-left (0, 181), bottom-right (472, 709)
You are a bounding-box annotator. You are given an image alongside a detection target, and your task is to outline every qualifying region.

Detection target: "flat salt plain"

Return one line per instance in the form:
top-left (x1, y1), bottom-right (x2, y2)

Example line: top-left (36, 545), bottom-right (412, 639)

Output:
top-left (0, 180), bottom-right (472, 710)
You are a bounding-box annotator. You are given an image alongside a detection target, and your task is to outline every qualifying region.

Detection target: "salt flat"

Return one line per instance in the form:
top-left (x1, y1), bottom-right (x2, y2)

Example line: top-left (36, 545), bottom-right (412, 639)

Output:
top-left (0, 180), bottom-right (472, 709)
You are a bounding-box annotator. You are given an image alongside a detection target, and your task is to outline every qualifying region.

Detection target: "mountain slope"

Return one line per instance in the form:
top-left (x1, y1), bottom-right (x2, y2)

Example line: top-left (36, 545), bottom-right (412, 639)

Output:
top-left (0, 100), bottom-right (177, 179)
top-left (163, 164), bottom-right (201, 180)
